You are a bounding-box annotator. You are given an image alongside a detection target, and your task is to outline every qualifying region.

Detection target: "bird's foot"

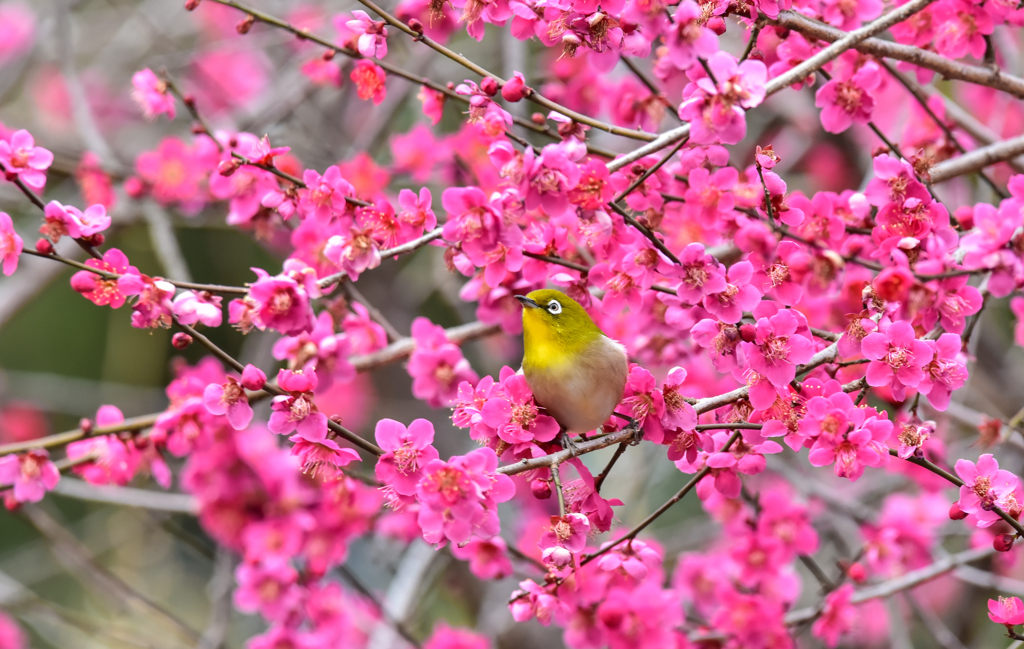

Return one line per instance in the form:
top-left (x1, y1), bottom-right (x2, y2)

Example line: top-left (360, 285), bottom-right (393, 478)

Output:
top-left (560, 431), bottom-right (581, 458)
top-left (612, 412), bottom-right (643, 445)
top-left (627, 419), bottom-right (643, 445)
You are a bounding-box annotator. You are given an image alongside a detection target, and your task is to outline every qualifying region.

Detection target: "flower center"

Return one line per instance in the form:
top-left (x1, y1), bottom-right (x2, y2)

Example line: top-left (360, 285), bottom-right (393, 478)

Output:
top-left (836, 81), bottom-right (864, 113)
top-left (392, 444), bottom-right (419, 475)
top-left (886, 346), bottom-right (910, 369)
top-left (428, 467), bottom-right (465, 503)
top-left (269, 290), bottom-right (293, 314)
top-left (762, 335), bottom-right (790, 362)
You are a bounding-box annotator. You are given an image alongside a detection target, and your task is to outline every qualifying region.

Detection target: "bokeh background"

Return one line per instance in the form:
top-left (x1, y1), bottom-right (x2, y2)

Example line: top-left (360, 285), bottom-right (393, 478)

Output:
top-left (2, 0), bottom-right (1024, 647)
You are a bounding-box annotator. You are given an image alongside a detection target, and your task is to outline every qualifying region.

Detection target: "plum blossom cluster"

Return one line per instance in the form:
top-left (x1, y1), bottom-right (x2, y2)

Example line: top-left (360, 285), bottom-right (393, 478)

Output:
top-left (4, 0), bottom-right (1024, 642)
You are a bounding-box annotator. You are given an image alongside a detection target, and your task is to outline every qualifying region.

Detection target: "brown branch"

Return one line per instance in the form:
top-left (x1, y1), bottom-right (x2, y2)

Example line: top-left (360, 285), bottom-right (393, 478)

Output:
top-left (928, 134), bottom-right (1024, 184)
top-left (176, 321), bottom-right (384, 456)
top-left (582, 431), bottom-right (743, 564)
top-left (889, 448), bottom-right (1024, 537)
top-left (610, 0), bottom-right (940, 171)
top-left (355, 0), bottom-right (659, 142)
top-left (318, 227), bottom-right (444, 289)
top-left (0, 413), bottom-right (161, 456)
top-left (775, 10), bottom-right (1024, 100)
top-left (880, 59), bottom-right (1009, 196)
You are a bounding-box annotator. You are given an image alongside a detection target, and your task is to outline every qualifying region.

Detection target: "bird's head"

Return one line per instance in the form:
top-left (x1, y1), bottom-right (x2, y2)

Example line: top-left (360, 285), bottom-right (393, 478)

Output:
top-left (515, 289), bottom-right (602, 355)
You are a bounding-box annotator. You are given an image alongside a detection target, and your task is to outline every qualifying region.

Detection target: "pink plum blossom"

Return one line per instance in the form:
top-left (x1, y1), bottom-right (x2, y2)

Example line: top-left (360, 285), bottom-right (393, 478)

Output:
top-left (815, 57), bottom-right (881, 134)
top-left (204, 375), bottom-right (254, 430)
top-left (0, 129), bottom-right (53, 189)
top-left (679, 52), bottom-right (767, 145)
top-left (450, 537), bottom-right (514, 580)
top-left (989, 596), bottom-right (1024, 626)
top-left (131, 68), bottom-right (176, 120)
top-left (374, 418), bottom-right (440, 498)
top-left (408, 317), bottom-right (479, 407)
top-left (861, 321), bottom-right (934, 401)
top-left (268, 369), bottom-right (328, 442)
top-left (0, 449), bottom-right (59, 503)
top-left (173, 290), bottom-right (223, 327)
top-left (539, 513), bottom-right (591, 567)
top-left (812, 584), bottom-right (855, 647)
top-left (416, 447), bottom-right (515, 546)
top-left (741, 309), bottom-right (816, 389)
top-left (345, 11), bottom-right (388, 58)
top-left (0, 212), bottom-right (23, 276)
top-left (954, 454), bottom-right (1019, 527)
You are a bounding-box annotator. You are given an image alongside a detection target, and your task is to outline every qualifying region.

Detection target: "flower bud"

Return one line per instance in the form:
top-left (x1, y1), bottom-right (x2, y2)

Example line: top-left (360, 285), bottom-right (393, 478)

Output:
top-left (949, 503), bottom-right (968, 520)
top-left (846, 562), bottom-right (866, 583)
top-left (241, 364), bottom-right (267, 391)
top-left (501, 72), bottom-right (528, 102)
top-left (217, 159), bottom-right (242, 177)
top-left (237, 14), bottom-right (255, 34)
top-left (35, 238), bottom-right (54, 255)
top-left (995, 533), bottom-right (1016, 552)
top-left (531, 478), bottom-right (552, 500)
top-left (82, 233), bottom-right (105, 247)
top-left (79, 418), bottom-right (93, 435)
top-left (407, 18), bottom-right (423, 33)
top-left (480, 77), bottom-right (499, 96)
top-left (191, 122), bottom-right (207, 135)
top-left (184, 0), bottom-right (200, 9)
top-left (124, 176), bottom-right (146, 198)
top-left (531, 112), bottom-right (546, 125)
top-left (739, 324), bottom-right (757, 343)
top-left (322, 49), bottom-right (336, 61)
top-left (954, 206), bottom-right (975, 231)
top-left (183, 93), bottom-right (196, 109)
top-left (171, 332), bottom-right (193, 349)
top-left (707, 16), bottom-right (727, 35)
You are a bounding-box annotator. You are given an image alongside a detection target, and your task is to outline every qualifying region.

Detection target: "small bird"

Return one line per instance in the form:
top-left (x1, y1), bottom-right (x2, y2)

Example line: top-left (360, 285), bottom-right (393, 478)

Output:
top-left (515, 289), bottom-right (630, 443)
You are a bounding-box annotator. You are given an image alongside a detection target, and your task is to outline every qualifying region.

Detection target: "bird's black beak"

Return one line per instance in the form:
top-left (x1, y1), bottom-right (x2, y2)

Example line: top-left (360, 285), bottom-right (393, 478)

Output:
top-left (515, 295), bottom-right (540, 309)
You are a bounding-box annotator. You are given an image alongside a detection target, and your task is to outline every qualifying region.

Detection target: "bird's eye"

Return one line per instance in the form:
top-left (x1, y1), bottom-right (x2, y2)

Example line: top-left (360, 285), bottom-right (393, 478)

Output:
top-left (547, 300), bottom-right (562, 314)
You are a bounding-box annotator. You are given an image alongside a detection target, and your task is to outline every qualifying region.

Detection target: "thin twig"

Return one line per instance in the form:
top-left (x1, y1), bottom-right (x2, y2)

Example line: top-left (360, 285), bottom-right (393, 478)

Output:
top-left (550, 463), bottom-right (567, 517)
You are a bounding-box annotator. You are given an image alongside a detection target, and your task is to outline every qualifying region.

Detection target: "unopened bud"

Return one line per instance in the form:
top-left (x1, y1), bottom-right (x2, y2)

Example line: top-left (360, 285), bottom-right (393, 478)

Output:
top-left (949, 503), bottom-right (968, 520)
top-left (322, 49), bottom-right (336, 61)
top-left (218, 159), bottom-right (242, 177)
top-left (237, 14), bottom-right (255, 34)
top-left (707, 16), bottom-right (727, 35)
top-left (329, 414), bottom-right (344, 426)
top-left (171, 332), bottom-right (193, 349)
top-left (739, 324), bottom-right (757, 343)
top-left (191, 122), bottom-right (207, 135)
top-left (501, 72), bottom-right (528, 102)
top-left (182, 93), bottom-right (196, 109)
top-left (531, 112), bottom-right (546, 125)
top-left (446, 81), bottom-right (455, 90)
top-left (82, 233), bottom-right (105, 247)
top-left (79, 418), bottom-right (93, 435)
top-left (995, 533), bottom-right (1016, 552)
top-left (184, 0), bottom-right (200, 9)
top-left (241, 364), bottom-right (267, 391)
top-left (846, 562), bottom-right (867, 583)
top-left (408, 18), bottom-right (423, 33)
top-left (35, 238), bottom-right (54, 255)
top-left (480, 77), bottom-right (499, 96)
top-left (124, 176), bottom-right (146, 198)
top-left (531, 478), bottom-right (552, 500)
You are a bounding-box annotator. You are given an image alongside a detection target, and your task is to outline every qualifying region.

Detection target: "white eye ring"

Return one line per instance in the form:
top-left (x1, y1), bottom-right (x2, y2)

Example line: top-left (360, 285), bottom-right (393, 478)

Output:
top-left (547, 300), bottom-right (562, 314)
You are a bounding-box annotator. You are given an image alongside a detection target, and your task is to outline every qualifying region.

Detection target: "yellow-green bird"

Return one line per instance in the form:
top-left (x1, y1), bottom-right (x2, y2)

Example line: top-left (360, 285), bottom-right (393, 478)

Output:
top-left (515, 289), bottom-right (630, 439)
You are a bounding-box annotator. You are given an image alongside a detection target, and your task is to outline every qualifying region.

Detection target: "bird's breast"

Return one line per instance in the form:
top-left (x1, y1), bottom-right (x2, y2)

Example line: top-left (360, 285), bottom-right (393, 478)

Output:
top-left (524, 335), bottom-right (629, 434)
